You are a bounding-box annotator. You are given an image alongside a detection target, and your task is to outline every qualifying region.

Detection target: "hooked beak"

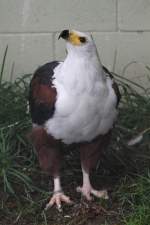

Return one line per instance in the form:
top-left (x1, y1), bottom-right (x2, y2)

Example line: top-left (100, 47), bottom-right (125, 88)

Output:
top-left (58, 29), bottom-right (69, 40)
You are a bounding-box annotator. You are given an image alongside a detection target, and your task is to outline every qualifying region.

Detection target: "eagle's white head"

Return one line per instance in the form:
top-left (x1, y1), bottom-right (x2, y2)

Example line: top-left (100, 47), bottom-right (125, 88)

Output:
top-left (58, 29), bottom-right (96, 56)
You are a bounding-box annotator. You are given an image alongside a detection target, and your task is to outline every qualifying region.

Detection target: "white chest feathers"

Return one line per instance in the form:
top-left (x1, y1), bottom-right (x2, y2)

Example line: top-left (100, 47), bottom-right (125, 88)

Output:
top-left (45, 58), bottom-right (118, 144)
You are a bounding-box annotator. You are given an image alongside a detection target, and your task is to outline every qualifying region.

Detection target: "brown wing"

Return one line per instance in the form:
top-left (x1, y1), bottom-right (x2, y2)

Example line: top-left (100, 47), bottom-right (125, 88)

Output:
top-left (29, 61), bottom-right (60, 125)
top-left (102, 66), bottom-right (121, 107)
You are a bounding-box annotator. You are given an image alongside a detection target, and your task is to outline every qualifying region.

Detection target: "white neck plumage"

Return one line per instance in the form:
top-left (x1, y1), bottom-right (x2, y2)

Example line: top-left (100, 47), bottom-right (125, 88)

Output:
top-left (53, 43), bottom-right (106, 97)
top-left (64, 46), bottom-right (104, 83)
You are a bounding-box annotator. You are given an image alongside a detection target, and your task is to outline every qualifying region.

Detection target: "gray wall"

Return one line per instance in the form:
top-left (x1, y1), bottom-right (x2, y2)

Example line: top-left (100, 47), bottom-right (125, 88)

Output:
top-left (0, 0), bottom-right (150, 88)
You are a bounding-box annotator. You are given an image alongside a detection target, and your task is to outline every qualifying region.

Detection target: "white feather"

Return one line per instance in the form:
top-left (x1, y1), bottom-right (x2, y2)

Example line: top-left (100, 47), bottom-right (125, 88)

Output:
top-left (127, 134), bottom-right (143, 146)
top-left (45, 31), bottom-right (117, 144)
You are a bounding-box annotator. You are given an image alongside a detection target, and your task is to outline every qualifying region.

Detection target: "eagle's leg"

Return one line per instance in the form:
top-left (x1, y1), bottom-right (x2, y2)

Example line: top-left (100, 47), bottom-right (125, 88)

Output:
top-left (77, 134), bottom-right (111, 201)
top-left (45, 176), bottom-right (72, 211)
top-left (76, 168), bottom-right (108, 200)
top-left (31, 127), bottom-right (72, 210)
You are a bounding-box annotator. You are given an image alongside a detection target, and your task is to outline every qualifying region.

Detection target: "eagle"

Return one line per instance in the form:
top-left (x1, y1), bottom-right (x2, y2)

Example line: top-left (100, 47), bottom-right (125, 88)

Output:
top-left (29, 30), bottom-right (121, 211)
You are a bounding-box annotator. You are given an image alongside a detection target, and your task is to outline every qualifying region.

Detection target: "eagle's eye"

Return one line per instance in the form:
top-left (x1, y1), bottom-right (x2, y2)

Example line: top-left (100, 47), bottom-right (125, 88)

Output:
top-left (79, 37), bottom-right (86, 43)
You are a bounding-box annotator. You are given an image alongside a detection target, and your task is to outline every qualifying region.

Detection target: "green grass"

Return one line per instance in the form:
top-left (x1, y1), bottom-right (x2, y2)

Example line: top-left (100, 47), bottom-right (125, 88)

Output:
top-left (0, 49), bottom-right (150, 224)
top-left (0, 72), bottom-right (37, 196)
top-left (117, 172), bottom-right (150, 225)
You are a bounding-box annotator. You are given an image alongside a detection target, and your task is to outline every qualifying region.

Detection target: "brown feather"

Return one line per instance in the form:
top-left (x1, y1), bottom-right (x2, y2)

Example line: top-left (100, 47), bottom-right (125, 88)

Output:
top-left (30, 127), bottom-right (61, 176)
top-left (80, 132), bottom-right (112, 173)
top-left (28, 61), bottom-right (60, 125)
top-left (31, 77), bottom-right (56, 105)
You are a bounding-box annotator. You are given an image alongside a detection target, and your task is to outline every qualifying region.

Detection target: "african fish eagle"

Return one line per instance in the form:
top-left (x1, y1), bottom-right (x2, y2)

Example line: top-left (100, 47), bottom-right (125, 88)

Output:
top-left (29, 29), bottom-right (121, 211)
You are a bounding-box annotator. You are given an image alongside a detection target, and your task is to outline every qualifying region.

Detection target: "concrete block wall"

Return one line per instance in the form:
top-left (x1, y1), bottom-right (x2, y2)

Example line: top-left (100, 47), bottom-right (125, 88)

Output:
top-left (0, 0), bottom-right (150, 88)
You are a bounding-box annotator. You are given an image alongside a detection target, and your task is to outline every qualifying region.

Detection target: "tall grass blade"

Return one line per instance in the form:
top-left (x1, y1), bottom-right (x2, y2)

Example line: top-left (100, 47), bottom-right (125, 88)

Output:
top-left (0, 45), bottom-right (8, 84)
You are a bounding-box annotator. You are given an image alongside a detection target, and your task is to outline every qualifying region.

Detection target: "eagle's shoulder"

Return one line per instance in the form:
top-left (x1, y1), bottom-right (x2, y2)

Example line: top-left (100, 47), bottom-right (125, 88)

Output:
top-left (102, 66), bottom-right (121, 107)
top-left (29, 61), bottom-right (60, 125)
top-left (33, 61), bottom-right (60, 84)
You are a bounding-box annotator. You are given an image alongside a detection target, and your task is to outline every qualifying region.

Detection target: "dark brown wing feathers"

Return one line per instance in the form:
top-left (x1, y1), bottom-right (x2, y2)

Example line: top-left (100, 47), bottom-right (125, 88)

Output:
top-left (102, 66), bottom-right (121, 107)
top-left (29, 61), bottom-right (59, 125)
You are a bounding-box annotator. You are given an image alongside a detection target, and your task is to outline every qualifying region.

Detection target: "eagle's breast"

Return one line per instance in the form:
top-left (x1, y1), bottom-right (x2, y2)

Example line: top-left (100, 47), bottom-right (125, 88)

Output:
top-left (45, 59), bottom-right (118, 144)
